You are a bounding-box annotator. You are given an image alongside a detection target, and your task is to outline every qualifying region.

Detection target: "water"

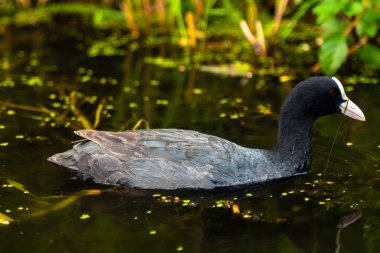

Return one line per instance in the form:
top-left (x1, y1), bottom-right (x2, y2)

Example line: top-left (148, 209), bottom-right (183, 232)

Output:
top-left (1, 27), bottom-right (380, 253)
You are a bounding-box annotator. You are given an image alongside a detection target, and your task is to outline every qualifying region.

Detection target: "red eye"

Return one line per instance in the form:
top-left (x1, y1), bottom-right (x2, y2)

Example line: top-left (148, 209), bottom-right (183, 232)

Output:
top-left (328, 89), bottom-right (336, 97)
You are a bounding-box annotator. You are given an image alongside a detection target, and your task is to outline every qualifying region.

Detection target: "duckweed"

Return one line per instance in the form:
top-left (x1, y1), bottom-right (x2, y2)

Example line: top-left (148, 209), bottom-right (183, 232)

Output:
top-left (129, 102), bottom-right (138, 108)
top-left (193, 88), bottom-right (203, 94)
top-left (80, 214), bottom-right (91, 219)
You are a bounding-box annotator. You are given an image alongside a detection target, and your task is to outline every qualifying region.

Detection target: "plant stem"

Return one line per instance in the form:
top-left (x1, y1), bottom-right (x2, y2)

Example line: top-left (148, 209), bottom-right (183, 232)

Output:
top-left (343, 0), bottom-right (368, 36)
top-left (272, 0), bottom-right (289, 36)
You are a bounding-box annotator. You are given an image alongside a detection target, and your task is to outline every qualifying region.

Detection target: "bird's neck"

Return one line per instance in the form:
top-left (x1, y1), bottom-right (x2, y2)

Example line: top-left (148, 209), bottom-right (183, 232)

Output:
top-left (274, 109), bottom-right (315, 173)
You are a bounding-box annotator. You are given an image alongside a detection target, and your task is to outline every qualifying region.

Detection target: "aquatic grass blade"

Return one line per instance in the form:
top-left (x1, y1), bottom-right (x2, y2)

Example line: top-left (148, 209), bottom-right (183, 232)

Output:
top-left (323, 100), bottom-right (349, 175)
top-left (30, 189), bottom-right (101, 218)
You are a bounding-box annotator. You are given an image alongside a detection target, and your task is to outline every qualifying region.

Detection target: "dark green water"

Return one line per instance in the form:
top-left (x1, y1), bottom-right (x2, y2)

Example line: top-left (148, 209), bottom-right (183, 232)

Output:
top-left (0, 27), bottom-right (380, 253)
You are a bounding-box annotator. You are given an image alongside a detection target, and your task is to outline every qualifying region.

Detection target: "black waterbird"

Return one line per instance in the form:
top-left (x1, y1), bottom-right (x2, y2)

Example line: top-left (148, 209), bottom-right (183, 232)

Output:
top-left (48, 76), bottom-right (366, 189)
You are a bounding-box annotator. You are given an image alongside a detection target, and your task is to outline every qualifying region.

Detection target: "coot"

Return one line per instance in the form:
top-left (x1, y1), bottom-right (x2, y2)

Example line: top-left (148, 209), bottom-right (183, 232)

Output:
top-left (48, 76), bottom-right (365, 189)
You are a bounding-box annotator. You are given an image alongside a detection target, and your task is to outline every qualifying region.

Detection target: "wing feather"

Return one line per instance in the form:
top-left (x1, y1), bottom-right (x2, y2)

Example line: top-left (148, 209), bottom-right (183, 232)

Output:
top-left (66, 129), bottom-right (251, 188)
top-left (74, 129), bottom-right (235, 163)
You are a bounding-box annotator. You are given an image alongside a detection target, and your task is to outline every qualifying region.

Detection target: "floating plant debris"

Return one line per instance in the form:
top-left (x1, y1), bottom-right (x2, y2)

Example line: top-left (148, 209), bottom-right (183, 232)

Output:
top-left (80, 214), bottom-right (91, 220)
top-left (0, 213), bottom-right (13, 225)
top-left (232, 204), bottom-right (240, 214)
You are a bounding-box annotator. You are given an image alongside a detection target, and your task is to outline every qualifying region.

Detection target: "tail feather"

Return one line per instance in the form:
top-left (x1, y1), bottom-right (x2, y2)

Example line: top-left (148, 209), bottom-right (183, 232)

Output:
top-left (47, 150), bottom-right (79, 171)
top-left (48, 141), bottom-right (126, 185)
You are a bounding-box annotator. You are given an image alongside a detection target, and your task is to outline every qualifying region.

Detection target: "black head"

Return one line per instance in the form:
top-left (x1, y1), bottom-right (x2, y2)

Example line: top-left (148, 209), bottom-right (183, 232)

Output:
top-left (282, 76), bottom-right (365, 121)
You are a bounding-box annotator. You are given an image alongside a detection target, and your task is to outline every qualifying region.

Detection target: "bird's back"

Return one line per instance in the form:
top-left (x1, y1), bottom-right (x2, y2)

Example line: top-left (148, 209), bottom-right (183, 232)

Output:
top-left (48, 129), bottom-right (276, 189)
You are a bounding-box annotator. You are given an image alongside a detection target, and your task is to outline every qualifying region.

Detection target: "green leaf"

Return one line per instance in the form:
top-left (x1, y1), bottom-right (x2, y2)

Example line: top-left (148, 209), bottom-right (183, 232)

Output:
top-left (363, 22), bottom-right (378, 38)
top-left (92, 10), bottom-right (104, 27)
top-left (319, 34), bottom-right (348, 75)
top-left (357, 10), bottom-right (380, 38)
top-left (361, 9), bottom-right (380, 23)
top-left (313, 4), bottom-right (336, 23)
top-left (313, 1), bottom-right (348, 24)
top-left (208, 8), bottom-right (227, 16)
top-left (357, 44), bottom-right (380, 68)
top-left (321, 18), bottom-right (345, 34)
top-left (344, 2), bottom-right (364, 17)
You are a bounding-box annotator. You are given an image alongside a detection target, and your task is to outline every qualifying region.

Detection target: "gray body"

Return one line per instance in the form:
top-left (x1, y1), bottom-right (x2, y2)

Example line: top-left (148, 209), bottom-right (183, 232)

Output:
top-left (48, 129), bottom-right (306, 189)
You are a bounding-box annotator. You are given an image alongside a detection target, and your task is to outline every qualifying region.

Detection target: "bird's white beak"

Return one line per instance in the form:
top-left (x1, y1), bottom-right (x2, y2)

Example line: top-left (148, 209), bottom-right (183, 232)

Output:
top-left (332, 77), bottom-right (366, 121)
top-left (339, 100), bottom-right (366, 121)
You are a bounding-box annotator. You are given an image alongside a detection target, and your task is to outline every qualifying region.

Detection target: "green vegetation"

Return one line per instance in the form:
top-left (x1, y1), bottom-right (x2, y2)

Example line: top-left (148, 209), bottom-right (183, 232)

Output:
top-left (1, 0), bottom-right (379, 74)
top-left (1, 0), bottom-right (379, 132)
top-left (313, 0), bottom-right (380, 74)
